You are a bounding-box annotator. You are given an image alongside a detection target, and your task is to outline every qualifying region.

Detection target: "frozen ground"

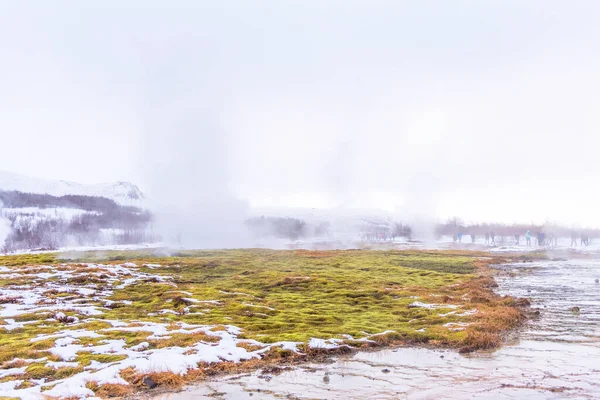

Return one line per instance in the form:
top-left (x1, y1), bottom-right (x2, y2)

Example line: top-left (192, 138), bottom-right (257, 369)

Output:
top-left (2, 243), bottom-right (164, 256)
top-left (268, 234), bottom-right (600, 255)
top-left (0, 259), bottom-right (401, 399)
top-left (0, 261), bottom-right (288, 398)
top-left (155, 258), bottom-right (600, 400)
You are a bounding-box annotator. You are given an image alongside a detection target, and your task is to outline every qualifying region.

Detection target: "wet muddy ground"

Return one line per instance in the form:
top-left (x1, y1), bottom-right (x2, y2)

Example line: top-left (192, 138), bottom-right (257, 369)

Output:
top-left (153, 256), bottom-right (600, 399)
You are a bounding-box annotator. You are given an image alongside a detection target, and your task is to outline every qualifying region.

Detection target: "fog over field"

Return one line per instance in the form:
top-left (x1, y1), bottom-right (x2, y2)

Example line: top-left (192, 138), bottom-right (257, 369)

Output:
top-left (2, 1), bottom-right (600, 247)
top-left (3, 5), bottom-right (600, 400)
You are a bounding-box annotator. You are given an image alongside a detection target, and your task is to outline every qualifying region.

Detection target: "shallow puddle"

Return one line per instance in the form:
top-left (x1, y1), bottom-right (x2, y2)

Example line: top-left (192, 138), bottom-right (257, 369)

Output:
top-left (155, 258), bottom-right (600, 399)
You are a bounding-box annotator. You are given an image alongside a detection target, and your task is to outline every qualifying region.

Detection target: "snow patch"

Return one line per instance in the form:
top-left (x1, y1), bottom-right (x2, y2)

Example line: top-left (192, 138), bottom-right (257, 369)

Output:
top-left (408, 302), bottom-right (459, 310)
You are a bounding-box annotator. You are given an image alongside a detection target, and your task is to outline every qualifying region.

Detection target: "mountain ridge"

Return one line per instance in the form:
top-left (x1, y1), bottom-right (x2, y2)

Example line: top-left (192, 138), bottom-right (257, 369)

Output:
top-left (0, 171), bottom-right (144, 206)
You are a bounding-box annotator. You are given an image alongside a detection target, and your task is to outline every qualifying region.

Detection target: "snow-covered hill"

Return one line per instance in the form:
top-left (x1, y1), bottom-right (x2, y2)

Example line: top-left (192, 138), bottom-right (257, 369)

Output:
top-left (0, 172), bottom-right (154, 252)
top-left (0, 171), bottom-right (144, 206)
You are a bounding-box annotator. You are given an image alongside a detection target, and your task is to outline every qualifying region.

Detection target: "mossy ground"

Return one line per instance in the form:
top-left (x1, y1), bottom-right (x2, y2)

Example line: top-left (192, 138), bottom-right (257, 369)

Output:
top-left (0, 249), bottom-right (528, 398)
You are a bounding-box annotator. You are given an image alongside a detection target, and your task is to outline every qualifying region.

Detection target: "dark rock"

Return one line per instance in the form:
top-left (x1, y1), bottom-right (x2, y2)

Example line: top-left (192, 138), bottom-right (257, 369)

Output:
top-left (382, 368), bottom-right (391, 373)
top-left (142, 376), bottom-right (157, 389)
top-left (323, 375), bottom-right (330, 383)
top-left (261, 366), bottom-right (291, 376)
top-left (570, 306), bottom-right (581, 313)
top-left (515, 298), bottom-right (531, 307)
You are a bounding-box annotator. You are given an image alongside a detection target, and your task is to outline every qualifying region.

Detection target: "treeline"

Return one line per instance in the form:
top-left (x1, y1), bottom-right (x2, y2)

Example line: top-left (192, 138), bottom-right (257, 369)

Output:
top-left (2, 216), bottom-right (155, 252)
top-left (0, 190), bottom-right (139, 213)
top-left (360, 222), bottom-right (412, 241)
top-left (0, 190), bottom-right (155, 252)
top-left (435, 218), bottom-right (600, 238)
top-left (245, 216), bottom-right (330, 241)
top-left (245, 216), bottom-right (414, 242)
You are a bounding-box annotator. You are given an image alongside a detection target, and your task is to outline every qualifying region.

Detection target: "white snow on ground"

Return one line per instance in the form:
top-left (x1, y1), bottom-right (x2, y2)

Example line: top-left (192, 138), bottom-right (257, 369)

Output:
top-left (308, 338), bottom-right (346, 349)
top-left (166, 290), bottom-right (193, 296)
top-left (408, 302), bottom-right (459, 310)
top-left (0, 366), bottom-right (26, 379)
top-left (2, 318), bottom-right (38, 331)
top-left (438, 309), bottom-right (478, 317)
top-left (241, 303), bottom-right (276, 311)
top-left (2, 319), bottom-right (297, 398)
top-left (219, 290), bottom-right (258, 298)
top-left (268, 341), bottom-right (302, 353)
top-left (0, 260), bottom-right (477, 399)
top-left (0, 262), bottom-right (275, 398)
top-left (443, 322), bottom-right (472, 332)
top-left (31, 330), bottom-right (103, 343)
top-left (46, 361), bottom-right (80, 369)
top-left (0, 261), bottom-right (284, 398)
top-left (0, 263), bottom-right (170, 319)
top-left (2, 242), bottom-right (163, 256)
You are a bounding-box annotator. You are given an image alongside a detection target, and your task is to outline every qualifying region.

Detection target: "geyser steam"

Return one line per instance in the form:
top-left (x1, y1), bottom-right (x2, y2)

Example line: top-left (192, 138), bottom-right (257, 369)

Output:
top-left (140, 108), bottom-right (250, 249)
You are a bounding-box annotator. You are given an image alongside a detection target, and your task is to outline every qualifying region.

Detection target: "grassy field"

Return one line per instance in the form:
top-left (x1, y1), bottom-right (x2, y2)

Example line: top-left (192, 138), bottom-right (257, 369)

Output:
top-left (0, 249), bottom-right (527, 399)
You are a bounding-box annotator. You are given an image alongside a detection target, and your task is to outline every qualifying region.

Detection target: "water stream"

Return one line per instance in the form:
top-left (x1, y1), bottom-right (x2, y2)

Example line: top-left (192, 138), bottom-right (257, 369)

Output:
top-left (155, 257), bottom-right (600, 399)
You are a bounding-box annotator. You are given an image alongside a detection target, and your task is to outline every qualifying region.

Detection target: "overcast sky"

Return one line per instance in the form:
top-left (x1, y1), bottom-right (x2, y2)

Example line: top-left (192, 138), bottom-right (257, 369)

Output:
top-left (1, 1), bottom-right (600, 226)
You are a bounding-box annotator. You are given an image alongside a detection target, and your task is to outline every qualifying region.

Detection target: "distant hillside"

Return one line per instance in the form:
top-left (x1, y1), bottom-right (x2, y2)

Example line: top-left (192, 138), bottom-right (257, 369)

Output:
top-left (0, 171), bottom-right (144, 206)
top-left (0, 190), bottom-right (155, 252)
top-left (0, 172), bottom-right (154, 252)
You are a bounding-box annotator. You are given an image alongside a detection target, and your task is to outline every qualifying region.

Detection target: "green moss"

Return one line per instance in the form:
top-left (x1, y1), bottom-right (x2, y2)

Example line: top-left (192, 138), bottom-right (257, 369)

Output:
top-left (88, 249), bottom-right (489, 343)
top-left (23, 362), bottom-right (83, 381)
top-left (75, 353), bottom-right (128, 367)
top-left (0, 253), bottom-right (57, 266)
top-left (0, 248), bottom-right (521, 387)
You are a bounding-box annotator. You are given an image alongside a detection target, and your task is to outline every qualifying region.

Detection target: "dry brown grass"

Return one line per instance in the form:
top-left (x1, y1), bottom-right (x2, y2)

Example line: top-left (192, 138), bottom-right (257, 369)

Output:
top-left (2, 359), bottom-right (28, 369)
top-left (119, 367), bottom-right (142, 386)
top-left (477, 306), bottom-right (523, 331)
top-left (71, 266), bottom-right (104, 274)
top-left (236, 342), bottom-right (266, 352)
top-left (272, 276), bottom-right (312, 287)
top-left (54, 313), bottom-right (77, 324)
top-left (210, 325), bottom-right (228, 332)
top-left (86, 382), bottom-right (134, 398)
top-left (66, 275), bottom-right (103, 285)
top-left (171, 296), bottom-right (193, 308)
top-left (302, 345), bottom-right (354, 358)
top-left (459, 330), bottom-right (502, 353)
top-left (119, 368), bottom-right (186, 390)
top-left (451, 271), bottom-right (528, 353)
top-left (292, 250), bottom-right (333, 258)
top-left (146, 372), bottom-right (185, 387)
top-left (0, 296), bottom-right (20, 304)
top-left (149, 332), bottom-right (219, 349)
